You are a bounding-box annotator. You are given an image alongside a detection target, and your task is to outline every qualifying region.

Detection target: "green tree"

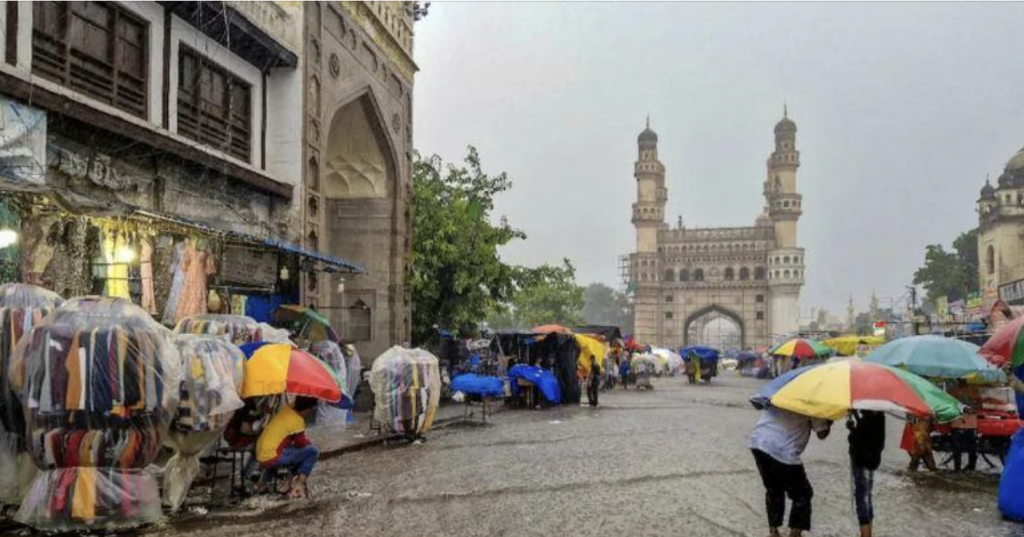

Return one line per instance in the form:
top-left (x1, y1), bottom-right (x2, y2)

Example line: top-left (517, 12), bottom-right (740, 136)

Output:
top-left (580, 282), bottom-right (633, 333)
top-left (410, 147), bottom-right (524, 344)
top-left (488, 259), bottom-right (586, 329)
top-left (912, 229), bottom-right (978, 304)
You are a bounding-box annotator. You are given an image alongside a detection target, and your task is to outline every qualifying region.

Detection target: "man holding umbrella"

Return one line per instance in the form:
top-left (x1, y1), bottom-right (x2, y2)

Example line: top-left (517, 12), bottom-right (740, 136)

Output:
top-left (749, 406), bottom-right (832, 537)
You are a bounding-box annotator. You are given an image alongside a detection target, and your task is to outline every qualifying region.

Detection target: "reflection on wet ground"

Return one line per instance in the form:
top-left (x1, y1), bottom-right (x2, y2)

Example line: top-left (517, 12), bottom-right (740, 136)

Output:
top-left (145, 376), bottom-right (1023, 537)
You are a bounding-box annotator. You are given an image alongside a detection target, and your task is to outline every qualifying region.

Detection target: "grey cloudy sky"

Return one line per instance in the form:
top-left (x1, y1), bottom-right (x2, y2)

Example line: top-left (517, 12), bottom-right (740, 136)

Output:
top-left (412, 1), bottom-right (1024, 315)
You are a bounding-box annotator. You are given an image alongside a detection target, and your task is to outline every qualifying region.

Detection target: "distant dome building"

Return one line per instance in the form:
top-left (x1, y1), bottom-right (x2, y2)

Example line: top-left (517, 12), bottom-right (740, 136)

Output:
top-left (978, 146), bottom-right (1024, 302)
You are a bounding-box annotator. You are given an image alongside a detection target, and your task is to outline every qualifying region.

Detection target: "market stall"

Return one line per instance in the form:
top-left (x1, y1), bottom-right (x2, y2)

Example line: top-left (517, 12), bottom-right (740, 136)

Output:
top-left (369, 347), bottom-right (441, 440)
top-left (9, 297), bottom-right (181, 531)
top-left (174, 314), bottom-right (264, 345)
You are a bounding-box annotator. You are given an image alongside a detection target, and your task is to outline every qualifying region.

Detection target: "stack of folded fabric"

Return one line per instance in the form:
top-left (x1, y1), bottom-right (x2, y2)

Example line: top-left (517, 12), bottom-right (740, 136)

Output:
top-left (10, 297), bottom-right (180, 531)
top-left (173, 314), bottom-right (263, 346)
top-left (370, 347), bottom-right (441, 437)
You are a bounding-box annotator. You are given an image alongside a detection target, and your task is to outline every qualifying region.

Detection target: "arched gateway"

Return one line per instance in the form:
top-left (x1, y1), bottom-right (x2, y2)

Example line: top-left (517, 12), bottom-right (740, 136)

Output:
top-left (627, 110), bottom-right (807, 350)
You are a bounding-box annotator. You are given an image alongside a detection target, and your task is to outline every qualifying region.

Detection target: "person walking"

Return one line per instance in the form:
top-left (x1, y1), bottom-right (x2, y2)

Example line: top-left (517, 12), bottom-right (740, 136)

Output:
top-left (848, 410), bottom-right (885, 537)
top-left (900, 418), bottom-right (937, 472)
top-left (750, 407), bottom-right (832, 537)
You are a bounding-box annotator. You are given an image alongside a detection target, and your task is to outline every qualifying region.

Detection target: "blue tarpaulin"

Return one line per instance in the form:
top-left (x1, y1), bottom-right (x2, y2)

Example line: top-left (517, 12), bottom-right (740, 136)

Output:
top-left (508, 364), bottom-right (562, 404)
top-left (680, 345), bottom-right (720, 363)
top-left (450, 373), bottom-right (505, 398)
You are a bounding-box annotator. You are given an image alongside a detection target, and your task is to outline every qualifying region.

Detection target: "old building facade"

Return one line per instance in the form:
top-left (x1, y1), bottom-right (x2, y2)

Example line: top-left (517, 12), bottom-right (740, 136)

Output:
top-left (628, 111), bottom-right (806, 349)
top-left (0, 1), bottom-right (415, 360)
top-left (977, 147), bottom-right (1024, 307)
top-left (300, 2), bottom-right (416, 359)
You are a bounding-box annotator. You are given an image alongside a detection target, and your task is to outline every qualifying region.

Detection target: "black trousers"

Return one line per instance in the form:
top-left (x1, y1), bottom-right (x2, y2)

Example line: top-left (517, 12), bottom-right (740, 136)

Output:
top-left (951, 429), bottom-right (978, 471)
top-left (752, 448), bottom-right (814, 531)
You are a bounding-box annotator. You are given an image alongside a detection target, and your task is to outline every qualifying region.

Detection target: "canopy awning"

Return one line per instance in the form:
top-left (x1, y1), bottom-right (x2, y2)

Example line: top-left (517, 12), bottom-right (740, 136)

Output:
top-left (131, 209), bottom-right (365, 274)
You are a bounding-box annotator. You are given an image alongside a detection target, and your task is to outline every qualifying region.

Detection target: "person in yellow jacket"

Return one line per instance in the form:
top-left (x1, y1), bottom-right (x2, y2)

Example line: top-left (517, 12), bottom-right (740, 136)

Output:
top-left (256, 397), bottom-right (320, 498)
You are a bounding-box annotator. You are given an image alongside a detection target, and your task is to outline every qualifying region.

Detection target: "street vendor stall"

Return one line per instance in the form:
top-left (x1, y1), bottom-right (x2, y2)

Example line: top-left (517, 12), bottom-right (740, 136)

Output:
top-left (369, 347), bottom-right (441, 440)
top-left (680, 345), bottom-right (720, 384)
top-left (0, 283), bottom-right (63, 506)
top-left (162, 335), bottom-right (245, 512)
top-left (9, 297), bottom-right (181, 531)
top-left (174, 314), bottom-right (264, 345)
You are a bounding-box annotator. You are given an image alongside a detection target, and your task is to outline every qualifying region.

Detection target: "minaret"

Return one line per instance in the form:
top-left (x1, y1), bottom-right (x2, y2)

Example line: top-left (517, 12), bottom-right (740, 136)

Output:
top-left (633, 117), bottom-right (667, 254)
top-left (764, 105), bottom-right (805, 338)
top-left (846, 294), bottom-right (856, 332)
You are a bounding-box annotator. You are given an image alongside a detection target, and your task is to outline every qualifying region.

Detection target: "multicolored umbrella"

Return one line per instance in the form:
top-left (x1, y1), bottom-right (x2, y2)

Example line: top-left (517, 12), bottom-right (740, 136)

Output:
top-left (765, 360), bottom-right (964, 422)
top-left (239, 342), bottom-right (342, 402)
top-left (980, 316), bottom-right (1024, 367)
top-left (273, 305), bottom-right (340, 345)
top-left (865, 335), bottom-right (1006, 383)
top-left (769, 338), bottom-right (832, 359)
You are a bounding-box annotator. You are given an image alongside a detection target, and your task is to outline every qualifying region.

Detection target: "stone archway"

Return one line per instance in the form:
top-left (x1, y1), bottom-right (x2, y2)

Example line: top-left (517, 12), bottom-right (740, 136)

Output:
top-left (322, 90), bottom-right (400, 358)
top-left (683, 305), bottom-right (745, 351)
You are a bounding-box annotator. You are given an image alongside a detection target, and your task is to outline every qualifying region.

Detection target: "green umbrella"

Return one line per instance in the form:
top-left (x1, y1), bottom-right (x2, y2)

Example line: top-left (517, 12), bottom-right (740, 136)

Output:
top-left (864, 335), bottom-right (1006, 384)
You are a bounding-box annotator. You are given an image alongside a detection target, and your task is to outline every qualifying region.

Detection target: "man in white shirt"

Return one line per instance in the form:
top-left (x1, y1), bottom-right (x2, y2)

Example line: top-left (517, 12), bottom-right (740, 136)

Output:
top-left (750, 407), bottom-right (832, 537)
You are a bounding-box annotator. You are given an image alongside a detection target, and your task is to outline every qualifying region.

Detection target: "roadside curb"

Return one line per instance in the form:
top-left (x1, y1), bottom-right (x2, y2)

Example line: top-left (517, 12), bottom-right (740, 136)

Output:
top-left (319, 403), bottom-right (505, 460)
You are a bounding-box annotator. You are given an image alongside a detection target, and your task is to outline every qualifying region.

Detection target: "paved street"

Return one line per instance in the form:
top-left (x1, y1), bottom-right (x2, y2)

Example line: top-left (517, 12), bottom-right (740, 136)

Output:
top-left (154, 376), bottom-right (1015, 537)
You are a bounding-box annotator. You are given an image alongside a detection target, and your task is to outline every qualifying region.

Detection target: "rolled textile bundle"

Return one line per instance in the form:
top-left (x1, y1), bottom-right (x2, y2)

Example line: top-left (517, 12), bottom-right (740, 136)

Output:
top-left (9, 297), bottom-right (181, 531)
top-left (369, 347), bottom-right (441, 437)
top-left (163, 334), bottom-right (245, 511)
top-left (0, 283), bottom-right (63, 505)
top-left (173, 314), bottom-right (263, 346)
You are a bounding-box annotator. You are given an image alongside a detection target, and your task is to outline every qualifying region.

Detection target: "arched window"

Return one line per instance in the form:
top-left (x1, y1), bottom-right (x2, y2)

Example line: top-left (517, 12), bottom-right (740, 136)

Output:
top-left (739, 267), bottom-right (750, 280)
top-left (641, 273), bottom-right (648, 282)
top-left (694, 268), bottom-right (705, 281)
top-left (679, 268), bottom-right (690, 281)
top-left (783, 256), bottom-right (791, 264)
top-left (784, 270), bottom-right (791, 279)
top-left (724, 267), bottom-right (735, 280)
top-left (755, 267), bottom-right (766, 280)
top-left (664, 268), bottom-right (675, 282)
top-left (987, 245), bottom-right (996, 275)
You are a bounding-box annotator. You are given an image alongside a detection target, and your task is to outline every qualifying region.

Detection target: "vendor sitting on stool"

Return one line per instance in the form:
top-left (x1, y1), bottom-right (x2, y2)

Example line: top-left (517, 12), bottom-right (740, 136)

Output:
top-left (256, 396), bottom-right (320, 498)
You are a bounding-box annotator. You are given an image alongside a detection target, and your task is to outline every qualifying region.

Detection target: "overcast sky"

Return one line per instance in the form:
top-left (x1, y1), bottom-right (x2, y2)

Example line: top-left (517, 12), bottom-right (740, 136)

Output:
top-left (412, 2), bottom-right (1024, 316)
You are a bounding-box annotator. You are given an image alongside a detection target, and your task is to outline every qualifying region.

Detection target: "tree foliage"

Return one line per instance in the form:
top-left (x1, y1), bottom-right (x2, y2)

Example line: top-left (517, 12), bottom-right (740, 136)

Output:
top-left (409, 147), bottom-right (524, 344)
top-left (580, 282), bottom-right (633, 333)
top-left (912, 229), bottom-right (979, 304)
top-left (488, 259), bottom-right (586, 330)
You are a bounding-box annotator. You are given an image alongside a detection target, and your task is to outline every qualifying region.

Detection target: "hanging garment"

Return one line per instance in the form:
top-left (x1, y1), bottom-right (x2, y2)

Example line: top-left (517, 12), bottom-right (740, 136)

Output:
top-left (161, 242), bottom-right (187, 326)
top-left (173, 242), bottom-right (215, 326)
top-left (139, 238), bottom-right (156, 315)
top-left (102, 231), bottom-right (130, 300)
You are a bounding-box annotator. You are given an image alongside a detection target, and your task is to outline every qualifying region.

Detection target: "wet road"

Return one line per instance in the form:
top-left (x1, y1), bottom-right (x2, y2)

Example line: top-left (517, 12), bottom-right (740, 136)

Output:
top-left (152, 376), bottom-right (1021, 537)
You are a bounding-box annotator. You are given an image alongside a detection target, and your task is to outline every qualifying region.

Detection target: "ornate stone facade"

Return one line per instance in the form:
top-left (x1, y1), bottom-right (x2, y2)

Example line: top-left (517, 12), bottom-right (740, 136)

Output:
top-left (629, 112), bottom-right (806, 349)
top-left (301, 2), bottom-right (415, 360)
top-left (977, 147), bottom-right (1024, 300)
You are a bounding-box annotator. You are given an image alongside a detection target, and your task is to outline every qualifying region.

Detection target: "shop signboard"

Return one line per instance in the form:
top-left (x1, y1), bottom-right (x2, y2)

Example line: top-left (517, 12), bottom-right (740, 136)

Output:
top-left (221, 245), bottom-right (278, 287)
top-left (935, 296), bottom-right (949, 323)
top-left (0, 96), bottom-right (46, 188)
top-left (966, 291), bottom-right (983, 315)
top-left (1000, 279), bottom-right (1024, 306)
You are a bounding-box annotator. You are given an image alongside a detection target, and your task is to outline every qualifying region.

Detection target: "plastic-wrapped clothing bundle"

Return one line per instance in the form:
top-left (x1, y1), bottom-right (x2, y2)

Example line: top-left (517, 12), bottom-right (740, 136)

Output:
top-left (174, 314), bottom-right (263, 346)
top-left (369, 347), bottom-right (441, 436)
top-left (162, 335), bottom-right (244, 510)
top-left (313, 341), bottom-right (350, 428)
top-left (258, 322), bottom-right (294, 345)
top-left (0, 283), bottom-right (63, 505)
top-left (9, 297), bottom-right (181, 531)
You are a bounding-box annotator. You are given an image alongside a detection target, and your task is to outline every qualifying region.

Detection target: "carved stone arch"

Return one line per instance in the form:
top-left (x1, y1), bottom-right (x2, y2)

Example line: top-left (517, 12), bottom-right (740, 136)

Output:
top-left (683, 304), bottom-right (745, 348)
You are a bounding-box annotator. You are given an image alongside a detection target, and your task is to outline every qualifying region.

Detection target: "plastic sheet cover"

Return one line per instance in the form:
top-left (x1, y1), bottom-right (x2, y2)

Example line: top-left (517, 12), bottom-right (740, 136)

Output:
top-left (164, 335), bottom-right (244, 510)
top-left (10, 297), bottom-right (181, 531)
top-left (369, 347), bottom-right (441, 436)
top-left (174, 314), bottom-right (263, 345)
top-left (0, 283), bottom-right (63, 505)
top-left (313, 340), bottom-right (351, 428)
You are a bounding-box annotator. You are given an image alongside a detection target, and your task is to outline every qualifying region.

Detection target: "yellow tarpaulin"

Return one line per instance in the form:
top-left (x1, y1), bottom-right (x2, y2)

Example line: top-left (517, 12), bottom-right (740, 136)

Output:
top-left (575, 334), bottom-right (606, 377)
top-left (824, 336), bottom-right (885, 357)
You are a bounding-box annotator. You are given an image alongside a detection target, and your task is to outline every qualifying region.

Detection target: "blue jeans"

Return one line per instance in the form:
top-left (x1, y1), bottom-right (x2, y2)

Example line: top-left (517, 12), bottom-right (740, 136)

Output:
top-left (272, 445), bottom-right (319, 476)
top-left (852, 465), bottom-right (874, 525)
